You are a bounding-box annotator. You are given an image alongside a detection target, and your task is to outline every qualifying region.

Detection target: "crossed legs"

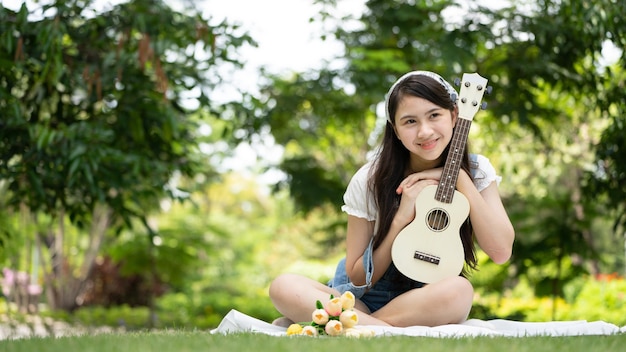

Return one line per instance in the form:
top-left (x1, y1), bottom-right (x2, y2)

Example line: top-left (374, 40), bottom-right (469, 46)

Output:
top-left (269, 273), bottom-right (473, 327)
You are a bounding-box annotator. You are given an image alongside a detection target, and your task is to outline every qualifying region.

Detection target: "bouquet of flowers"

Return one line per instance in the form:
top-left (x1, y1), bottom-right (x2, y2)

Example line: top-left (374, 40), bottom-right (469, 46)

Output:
top-left (286, 291), bottom-right (375, 337)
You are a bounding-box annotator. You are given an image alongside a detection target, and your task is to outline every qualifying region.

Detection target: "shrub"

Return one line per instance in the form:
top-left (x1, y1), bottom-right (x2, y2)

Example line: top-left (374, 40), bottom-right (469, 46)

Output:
top-left (472, 275), bottom-right (626, 326)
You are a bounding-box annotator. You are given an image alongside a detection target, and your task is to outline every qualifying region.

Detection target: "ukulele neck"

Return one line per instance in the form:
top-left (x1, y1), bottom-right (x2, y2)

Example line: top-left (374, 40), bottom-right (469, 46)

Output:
top-left (435, 118), bottom-right (472, 204)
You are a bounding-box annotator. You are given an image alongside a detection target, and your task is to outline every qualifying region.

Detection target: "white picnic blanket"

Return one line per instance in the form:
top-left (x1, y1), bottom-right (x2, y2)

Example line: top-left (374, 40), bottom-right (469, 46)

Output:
top-left (211, 309), bottom-right (626, 337)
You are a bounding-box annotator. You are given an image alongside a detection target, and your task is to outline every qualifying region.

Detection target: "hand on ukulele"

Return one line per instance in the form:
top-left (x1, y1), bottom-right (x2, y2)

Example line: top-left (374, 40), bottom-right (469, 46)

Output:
top-left (394, 168), bottom-right (442, 228)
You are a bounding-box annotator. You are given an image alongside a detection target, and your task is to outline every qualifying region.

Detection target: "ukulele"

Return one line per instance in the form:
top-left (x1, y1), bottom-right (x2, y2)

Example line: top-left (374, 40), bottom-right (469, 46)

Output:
top-left (391, 72), bottom-right (489, 284)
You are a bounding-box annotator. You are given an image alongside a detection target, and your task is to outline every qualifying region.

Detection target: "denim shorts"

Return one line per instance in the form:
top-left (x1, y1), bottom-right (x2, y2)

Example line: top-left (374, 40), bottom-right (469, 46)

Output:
top-left (358, 262), bottom-right (425, 312)
top-left (327, 238), bottom-right (374, 299)
top-left (327, 237), bottom-right (425, 313)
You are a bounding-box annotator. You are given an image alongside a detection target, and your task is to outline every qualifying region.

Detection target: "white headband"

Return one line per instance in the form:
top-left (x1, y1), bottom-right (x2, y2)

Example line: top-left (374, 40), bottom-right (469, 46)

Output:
top-left (384, 70), bottom-right (458, 123)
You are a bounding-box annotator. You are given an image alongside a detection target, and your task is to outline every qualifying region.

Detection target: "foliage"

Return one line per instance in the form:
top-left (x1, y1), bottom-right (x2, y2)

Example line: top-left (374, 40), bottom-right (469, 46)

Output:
top-left (78, 255), bottom-right (168, 308)
top-left (565, 274), bottom-right (626, 325)
top-left (70, 304), bottom-right (153, 329)
top-left (0, 0), bottom-right (254, 311)
top-left (18, 169), bottom-right (345, 326)
top-left (0, 0), bottom-right (232, 225)
top-left (0, 184), bottom-right (13, 254)
top-left (102, 172), bottom-right (342, 324)
top-left (472, 274), bottom-right (626, 326)
top-left (585, 97), bottom-right (626, 235)
top-left (257, 71), bottom-right (378, 214)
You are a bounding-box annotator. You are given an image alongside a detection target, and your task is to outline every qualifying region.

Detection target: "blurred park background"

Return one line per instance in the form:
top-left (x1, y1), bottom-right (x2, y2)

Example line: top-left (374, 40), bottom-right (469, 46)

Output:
top-left (1, 0), bottom-right (625, 331)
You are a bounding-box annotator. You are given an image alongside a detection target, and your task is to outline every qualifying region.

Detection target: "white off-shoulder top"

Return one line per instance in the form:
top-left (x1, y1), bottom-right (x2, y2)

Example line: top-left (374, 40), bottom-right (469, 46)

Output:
top-left (341, 154), bottom-right (501, 221)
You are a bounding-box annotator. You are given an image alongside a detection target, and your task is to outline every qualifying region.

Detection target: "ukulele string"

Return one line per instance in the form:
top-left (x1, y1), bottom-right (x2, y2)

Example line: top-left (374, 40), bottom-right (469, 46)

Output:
top-left (433, 119), bottom-right (469, 230)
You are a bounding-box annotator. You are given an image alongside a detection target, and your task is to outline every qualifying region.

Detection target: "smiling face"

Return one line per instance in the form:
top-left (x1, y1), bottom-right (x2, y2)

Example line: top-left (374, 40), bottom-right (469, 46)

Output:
top-left (393, 95), bottom-right (457, 171)
top-left (385, 73), bottom-right (458, 172)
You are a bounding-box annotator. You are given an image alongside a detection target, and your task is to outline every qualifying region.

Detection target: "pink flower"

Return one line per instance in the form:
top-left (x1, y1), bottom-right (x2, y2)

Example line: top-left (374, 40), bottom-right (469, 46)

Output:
top-left (339, 310), bottom-right (358, 328)
top-left (312, 308), bottom-right (329, 325)
top-left (325, 297), bottom-right (343, 317)
top-left (324, 320), bottom-right (343, 336)
top-left (15, 271), bottom-right (29, 285)
top-left (27, 284), bottom-right (42, 296)
top-left (2, 268), bottom-right (15, 285)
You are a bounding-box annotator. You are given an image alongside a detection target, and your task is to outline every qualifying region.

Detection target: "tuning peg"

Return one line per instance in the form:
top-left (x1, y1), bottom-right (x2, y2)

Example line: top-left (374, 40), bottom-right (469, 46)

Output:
top-left (481, 102), bottom-right (488, 110)
top-left (453, 77), bottom-right (461, 86)
top-left (486, 86), bottom-right (493, 95)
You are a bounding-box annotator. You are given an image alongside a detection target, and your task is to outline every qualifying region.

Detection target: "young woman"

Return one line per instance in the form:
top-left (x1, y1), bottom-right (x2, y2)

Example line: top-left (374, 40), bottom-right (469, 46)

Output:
top-left (269, 70), bottom-right (515, 327)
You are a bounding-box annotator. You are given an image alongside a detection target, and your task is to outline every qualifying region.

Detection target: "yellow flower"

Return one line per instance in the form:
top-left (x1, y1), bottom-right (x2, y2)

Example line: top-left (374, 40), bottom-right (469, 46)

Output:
top-left (324, 320), bottom-right (343, 336)
top-left (301, 325), bottom-right (318, 336)
top-left (325, 297), bottom-right (343, 317)
top-left (339, 310), bottom-right (358, 328)
top-left (286, 323), bottom-right (303, 336)
top-left (312, 308), bottom-right (329, 325)
top-left (340, 291), bottom-right (356, 310)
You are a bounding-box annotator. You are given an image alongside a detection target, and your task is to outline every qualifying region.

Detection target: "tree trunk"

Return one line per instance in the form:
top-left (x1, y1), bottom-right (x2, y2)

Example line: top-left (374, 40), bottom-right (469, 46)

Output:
top-left (37, 204), bottom-right (112, 311)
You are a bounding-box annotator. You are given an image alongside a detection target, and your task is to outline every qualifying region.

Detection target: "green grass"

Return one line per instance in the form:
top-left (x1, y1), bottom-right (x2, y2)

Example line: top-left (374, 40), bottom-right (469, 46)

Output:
top-left (3, 331), bottom-right (626, 352)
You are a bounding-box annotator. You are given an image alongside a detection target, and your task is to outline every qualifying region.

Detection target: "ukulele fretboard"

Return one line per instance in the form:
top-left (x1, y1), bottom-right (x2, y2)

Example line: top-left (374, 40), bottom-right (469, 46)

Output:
top-left (435, 118), bottom-right (471, 204)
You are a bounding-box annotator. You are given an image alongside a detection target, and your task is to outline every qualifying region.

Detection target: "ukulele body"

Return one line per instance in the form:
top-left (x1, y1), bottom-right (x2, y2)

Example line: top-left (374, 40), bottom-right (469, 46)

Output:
top-left (391, 184), bottom-right (468, 283)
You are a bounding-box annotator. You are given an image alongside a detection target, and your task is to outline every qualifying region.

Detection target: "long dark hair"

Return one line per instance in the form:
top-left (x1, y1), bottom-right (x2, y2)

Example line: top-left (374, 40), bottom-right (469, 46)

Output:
top-left (370, 74), bottom-right (478, 276)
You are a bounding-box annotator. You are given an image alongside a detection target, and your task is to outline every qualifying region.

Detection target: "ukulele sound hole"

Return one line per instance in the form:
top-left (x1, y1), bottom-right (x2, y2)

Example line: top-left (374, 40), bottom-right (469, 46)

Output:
top-left (426, 208), bottom-right (450, 232)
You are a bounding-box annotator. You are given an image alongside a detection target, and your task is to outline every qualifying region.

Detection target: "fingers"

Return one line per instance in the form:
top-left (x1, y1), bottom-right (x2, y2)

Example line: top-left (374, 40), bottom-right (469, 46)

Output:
top-left (394, 179), bottom-right (438, 226)
top-left (397, 169), bottom-right (442, 194)
top-left (396, 179), bottom-right (438, 195)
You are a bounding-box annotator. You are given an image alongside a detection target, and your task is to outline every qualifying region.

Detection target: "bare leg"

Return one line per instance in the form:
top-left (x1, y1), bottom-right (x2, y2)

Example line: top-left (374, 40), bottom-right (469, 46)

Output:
top-left (371, 276), bottom-right (474, 327)
top-left (269, 274), bottom-right (472, 327)
top-left (268, 273), bottom-right (391, 326)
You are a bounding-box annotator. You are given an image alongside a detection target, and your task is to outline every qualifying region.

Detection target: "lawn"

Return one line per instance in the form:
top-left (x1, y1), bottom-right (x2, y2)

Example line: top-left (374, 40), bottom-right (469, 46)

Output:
top-left (3, 330), bottom-right (626, 352)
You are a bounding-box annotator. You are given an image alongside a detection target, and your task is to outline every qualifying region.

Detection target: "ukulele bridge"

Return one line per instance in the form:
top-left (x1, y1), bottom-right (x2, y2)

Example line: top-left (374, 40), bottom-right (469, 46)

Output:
top-left (414, 251), bottom-right (440, 265)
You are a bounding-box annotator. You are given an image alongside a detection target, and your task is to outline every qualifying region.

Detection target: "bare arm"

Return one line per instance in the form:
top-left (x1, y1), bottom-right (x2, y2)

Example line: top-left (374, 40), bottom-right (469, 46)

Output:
top-left (345, 173), bottom-right (440, 286)
top-left (457, 171), bottom-right (515, 264)
top-left (343, 215), bottom-right (374, 286)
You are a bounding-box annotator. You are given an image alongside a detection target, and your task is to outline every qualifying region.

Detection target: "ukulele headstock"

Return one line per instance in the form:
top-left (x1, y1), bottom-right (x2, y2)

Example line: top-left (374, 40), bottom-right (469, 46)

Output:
top-left (454, 73), bottom-right (490, 121)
